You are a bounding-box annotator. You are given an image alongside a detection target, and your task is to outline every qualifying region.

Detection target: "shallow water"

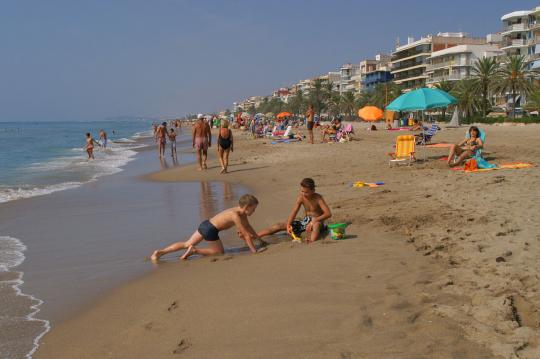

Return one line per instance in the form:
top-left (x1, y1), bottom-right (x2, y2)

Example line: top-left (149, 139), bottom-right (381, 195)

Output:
top-left (0, 132), bottom-right (248, 357)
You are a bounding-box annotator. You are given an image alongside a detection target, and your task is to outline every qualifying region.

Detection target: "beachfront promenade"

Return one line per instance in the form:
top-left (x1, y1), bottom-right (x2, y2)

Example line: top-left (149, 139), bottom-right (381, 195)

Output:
top-left (36, 123), bottom-right (540, 359)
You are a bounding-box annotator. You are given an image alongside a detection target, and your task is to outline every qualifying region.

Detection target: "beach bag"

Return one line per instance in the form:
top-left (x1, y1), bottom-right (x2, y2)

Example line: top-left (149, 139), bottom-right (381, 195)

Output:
top-left (476, 157), bottom-right (497, 169)
top-left (464, 158), bottom-right (478, 171)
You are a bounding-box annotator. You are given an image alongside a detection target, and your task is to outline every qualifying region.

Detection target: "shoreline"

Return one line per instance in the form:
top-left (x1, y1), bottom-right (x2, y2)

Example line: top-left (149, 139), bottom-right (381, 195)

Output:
top-left (34, 124), bottom-right (540, 358)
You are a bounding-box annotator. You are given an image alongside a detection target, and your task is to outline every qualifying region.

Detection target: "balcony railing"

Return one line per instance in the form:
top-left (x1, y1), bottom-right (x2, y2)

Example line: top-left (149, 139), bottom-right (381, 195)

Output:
top-left (503, 23), bottom-right (529, 32)
top-left (502, 38), bottom-right (528, 48)
top-left (426, 74), bottom-right (465, 83)
top-left (526, 53), bottom-right (540, 62)
top-left (427, 60), bottom-right (471, 71)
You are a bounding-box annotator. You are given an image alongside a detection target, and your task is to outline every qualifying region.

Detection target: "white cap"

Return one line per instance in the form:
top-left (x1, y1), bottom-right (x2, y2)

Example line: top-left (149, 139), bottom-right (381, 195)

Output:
top-left (197, 113), bottom-right (204, 119)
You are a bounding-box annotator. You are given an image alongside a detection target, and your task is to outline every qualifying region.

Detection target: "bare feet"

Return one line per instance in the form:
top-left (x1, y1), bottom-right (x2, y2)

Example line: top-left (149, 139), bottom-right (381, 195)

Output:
top-left (220, 168), bottom-right (226, 174)
top-left (151, 250), bottom-right (163, 261)
top-left (181, 246), bottom-right (195, 260)
top-left (203, 163), bottom-right (208, 169)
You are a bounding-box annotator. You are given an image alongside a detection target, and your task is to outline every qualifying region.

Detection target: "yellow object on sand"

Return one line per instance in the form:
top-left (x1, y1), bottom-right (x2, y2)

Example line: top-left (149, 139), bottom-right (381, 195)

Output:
top-left (388, 135), bottom-right (416, 166)
top-left (291, 231), bottom-right (302, 242)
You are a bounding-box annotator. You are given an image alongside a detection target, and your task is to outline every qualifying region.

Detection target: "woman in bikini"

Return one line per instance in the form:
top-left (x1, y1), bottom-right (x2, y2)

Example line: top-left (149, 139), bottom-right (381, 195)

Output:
top-left (447, 126), bottom-right (483, 167)
top-left (85, 132), bottom-right (98, 160)
top-left (217, 119), bottom-right (233, 174)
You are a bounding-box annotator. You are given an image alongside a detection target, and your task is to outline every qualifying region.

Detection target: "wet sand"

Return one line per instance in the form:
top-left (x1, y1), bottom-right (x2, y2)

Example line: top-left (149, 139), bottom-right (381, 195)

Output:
top-left (36, 124), bottom-right (540, 358)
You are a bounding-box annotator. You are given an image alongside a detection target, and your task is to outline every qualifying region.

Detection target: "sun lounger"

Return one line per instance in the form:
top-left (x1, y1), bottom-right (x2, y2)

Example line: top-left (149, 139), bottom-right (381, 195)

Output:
top-left (336, 123), bottom-right (354, 142)
top-left (415, 124), bottom-right (438, 145)
top-left (388, 135), bottom-right (416, 166)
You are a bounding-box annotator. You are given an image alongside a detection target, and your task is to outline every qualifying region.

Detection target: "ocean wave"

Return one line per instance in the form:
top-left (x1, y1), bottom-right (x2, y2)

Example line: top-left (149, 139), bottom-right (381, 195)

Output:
top-left (0, 182), bottom-right (83, 204)
top-left (1, 140), bottom-right (144, 204)
top-left (0, 236), bottom-right (50, 358)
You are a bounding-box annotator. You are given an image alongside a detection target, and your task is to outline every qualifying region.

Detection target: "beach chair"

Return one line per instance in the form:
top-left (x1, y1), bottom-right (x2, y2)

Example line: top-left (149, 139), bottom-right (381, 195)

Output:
top-left (415, 123), bottom-right (439, 145)
top-left (388, 135), bottom-right (416, 166)
top-left (336, 123), bottom-right (354, 142)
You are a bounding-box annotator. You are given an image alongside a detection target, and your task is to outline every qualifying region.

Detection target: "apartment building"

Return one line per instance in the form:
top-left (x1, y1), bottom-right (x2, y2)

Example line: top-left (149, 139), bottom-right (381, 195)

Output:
top-left (361, 54), bottom-right (393, 91)
top-left (501, 6), bottom-right (540, 68)
top-left (391, 32), bottom-right (486, 90)
top-left (426, 44), bottom-right (503, 85)
top-left (339, 63), bottom-right (360, 93)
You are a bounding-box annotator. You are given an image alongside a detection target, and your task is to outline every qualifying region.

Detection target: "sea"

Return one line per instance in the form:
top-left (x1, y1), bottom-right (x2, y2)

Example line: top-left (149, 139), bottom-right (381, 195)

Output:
top-left (0, 120), bottom-right (154, 203)
top-left (0, 119), bottom-right (158, 358)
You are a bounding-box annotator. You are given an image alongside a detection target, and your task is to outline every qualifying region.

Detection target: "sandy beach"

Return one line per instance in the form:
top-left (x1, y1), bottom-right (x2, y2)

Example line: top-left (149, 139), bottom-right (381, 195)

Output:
top-left (35, 124), bottom-right (540, 358)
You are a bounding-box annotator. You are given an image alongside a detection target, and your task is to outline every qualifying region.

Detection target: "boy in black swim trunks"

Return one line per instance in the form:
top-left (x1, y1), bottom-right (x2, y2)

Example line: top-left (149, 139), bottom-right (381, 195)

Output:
top-left (150, 194), bottom-right (264, 261)
top-left (255, 178), bottom-right (331, 243)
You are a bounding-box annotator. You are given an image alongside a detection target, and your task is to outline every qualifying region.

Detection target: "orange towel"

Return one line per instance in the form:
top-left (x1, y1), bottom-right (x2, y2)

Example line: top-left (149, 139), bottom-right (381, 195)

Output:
top-left (425, 143), bottom-right (453, 148)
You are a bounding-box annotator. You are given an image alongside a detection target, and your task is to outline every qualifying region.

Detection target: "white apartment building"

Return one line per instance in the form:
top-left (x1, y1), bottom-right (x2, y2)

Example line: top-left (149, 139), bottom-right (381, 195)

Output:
top-left (501, 7), bottom-right (540, 68)
top-left (426, 44), bottom-right (503, 85)
top-left (339, 63), bottom-right (360, 94)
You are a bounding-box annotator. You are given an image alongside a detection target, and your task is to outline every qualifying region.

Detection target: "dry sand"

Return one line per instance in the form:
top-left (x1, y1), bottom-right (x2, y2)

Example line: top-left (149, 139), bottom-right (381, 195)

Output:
top-left (36, 124), bottom-right (540, 358)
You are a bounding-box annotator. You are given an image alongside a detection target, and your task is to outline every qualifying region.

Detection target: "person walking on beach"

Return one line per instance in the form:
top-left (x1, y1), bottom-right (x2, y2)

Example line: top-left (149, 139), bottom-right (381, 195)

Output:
top-left (150, 194), bottom-right (264, 261)
top-left (192, 114), bottom-right (212, 170)
top-left (168, 128), bottom-right (177, 158)
top-left (156, 122), bottom-right (168, 158)
top-left (254, 178), bottom-right (332, 242)
top-left (217, 119), bottom-right (233, 174)
top-left (99, 129), bottom-right (108, 149)
top-left (84, 133), bottom-right (98, 160)
top-left (306, 104), bottom-right (315, 144)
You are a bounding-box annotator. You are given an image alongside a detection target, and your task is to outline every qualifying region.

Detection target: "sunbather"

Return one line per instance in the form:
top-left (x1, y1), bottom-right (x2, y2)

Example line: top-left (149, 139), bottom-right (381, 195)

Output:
top-left (447, 126), bottom-right (483, 167)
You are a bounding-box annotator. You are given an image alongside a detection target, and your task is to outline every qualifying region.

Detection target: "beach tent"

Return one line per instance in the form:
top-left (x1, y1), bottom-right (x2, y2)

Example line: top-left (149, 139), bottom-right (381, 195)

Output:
top-left (358, 106), bottom-right (384, 121)
top-left (386, 88), bottom-right (456, 112)
top-left (448, 109), bottom-right (461, 127)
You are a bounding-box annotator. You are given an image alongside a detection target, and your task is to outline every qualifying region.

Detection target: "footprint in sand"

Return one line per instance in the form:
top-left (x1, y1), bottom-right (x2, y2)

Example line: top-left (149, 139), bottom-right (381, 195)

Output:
top-left (172, 339), bottom-right (191, 354)
top-left (144, 322), bottom-right (153, 331)
top-left (168, 301), bottom-right (178, 312)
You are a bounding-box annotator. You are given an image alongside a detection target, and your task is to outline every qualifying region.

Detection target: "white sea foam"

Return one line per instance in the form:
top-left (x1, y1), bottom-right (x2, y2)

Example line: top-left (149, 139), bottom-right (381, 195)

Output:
top-left (0, 140), bottom-right (146, 204)
top-left (0, 236), bottom-right (50, 358)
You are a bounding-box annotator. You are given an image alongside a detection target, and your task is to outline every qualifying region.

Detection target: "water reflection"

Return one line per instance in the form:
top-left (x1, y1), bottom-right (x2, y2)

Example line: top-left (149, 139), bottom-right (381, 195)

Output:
top-left (199, 182), bottom-right (216, 219)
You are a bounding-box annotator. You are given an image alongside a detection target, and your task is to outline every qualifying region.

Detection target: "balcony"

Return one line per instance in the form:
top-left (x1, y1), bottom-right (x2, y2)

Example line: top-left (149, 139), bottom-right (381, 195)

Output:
top-left (526, 53), bottom-right (540, 62)
top-left (426, 74), bottom-right (465, 84)
top-left (501, 38), bottom-right (529, 49)
top-left (427, 59), bottom-right (471, 71)
top-left (502, 23), bottom-right (529, 34)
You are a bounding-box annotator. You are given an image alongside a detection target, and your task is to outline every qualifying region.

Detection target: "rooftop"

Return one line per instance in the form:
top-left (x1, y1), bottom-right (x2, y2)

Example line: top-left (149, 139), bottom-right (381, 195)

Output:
top-left (501, 10), bottom-right (532, 21)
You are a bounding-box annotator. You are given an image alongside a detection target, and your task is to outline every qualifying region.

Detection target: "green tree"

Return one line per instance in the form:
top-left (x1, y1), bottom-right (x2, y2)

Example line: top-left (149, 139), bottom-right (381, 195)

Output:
top-left (471, 57), bottom-right (500, 118)
top-left (434, 80), bottom-right (455, 121)
top-left (309, 78), bottom-right (329, 116)
top-left (287, 89), bottom-right (307, 116)
top-left (341, 91), bottom-right (357, 119)
top-left (326, 93), bottom-right (342, 117)
top-left (451, 79), bottom-right (479, 119)
top-left (524, 87), bottom-right (540, 113)
top-left (496, 55), bottom-right (533, 119)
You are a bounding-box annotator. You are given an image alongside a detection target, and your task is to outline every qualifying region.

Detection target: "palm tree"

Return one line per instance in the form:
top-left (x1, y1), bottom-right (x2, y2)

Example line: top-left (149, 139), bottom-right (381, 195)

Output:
top-left (496, 55), bottom-right (534, 119)
top-left (451, 79), bottom-right (479, 119)
top-left (471, 57), bottom-right (500, 118)
top-left (326, 93), bottom-right (342, 117)
top-left (524, 87), bottom-right (540, 113)
top-left (309, 78), bottom-right (328, 116)
top-left (434, 80), bottom-right (455, 121)
top-left (287, 89), bottom-right (306, 116)
top-left (341, 91), bottom-right (357, 119)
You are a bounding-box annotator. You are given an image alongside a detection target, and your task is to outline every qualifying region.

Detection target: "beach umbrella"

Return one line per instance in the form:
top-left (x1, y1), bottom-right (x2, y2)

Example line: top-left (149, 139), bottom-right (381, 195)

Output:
top-left (358, 106), bottom-right (384, 121)
top-left (276, 111), bottom-right (292, 119)
top-left (265, 112), bottom-right (274, 118)
top-left (386, 87), bottom-right (457, 111)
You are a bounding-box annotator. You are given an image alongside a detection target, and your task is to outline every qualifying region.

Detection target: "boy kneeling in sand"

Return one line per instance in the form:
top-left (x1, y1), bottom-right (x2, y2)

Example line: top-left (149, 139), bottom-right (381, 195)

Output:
top-left (151, 194), bottom-right (264, 261)
top-left (256, 178), bottom-right (331, 242)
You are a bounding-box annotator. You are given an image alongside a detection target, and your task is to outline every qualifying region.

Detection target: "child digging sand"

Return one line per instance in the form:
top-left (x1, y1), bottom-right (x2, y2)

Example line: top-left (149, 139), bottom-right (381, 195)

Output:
top-left (255, 178), bottom-right (331, 242)
top-left (151, 194), bottom-right (265, 261)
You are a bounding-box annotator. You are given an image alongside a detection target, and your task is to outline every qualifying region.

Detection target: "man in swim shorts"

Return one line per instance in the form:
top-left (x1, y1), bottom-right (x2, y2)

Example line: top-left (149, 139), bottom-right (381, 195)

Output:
top-left (255, 178), bottom-right (332, 242)
top-left (150, 194), bottom-right (264, 261)
top-left (306, 104), bottom-right (315, 144)
top-left (192, 114), bottom-right (212, 170)
top-left (156, 122), bottom-right (168, 158)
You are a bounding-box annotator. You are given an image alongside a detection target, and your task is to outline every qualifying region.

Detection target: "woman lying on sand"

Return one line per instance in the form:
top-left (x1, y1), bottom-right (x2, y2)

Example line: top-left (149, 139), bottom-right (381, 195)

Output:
top-left (151, 194), bottom-right (264, 261)
top-left (447, 126), bottom-right (483, 167)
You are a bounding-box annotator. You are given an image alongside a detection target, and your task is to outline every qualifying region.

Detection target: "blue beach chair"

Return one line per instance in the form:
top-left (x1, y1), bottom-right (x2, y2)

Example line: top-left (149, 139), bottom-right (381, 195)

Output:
top-left (415, 123), bottom-right (439, 145)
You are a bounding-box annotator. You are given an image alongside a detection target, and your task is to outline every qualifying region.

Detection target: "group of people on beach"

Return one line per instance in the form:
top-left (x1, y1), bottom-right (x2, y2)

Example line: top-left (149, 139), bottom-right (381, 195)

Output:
top-left (84, 129), bottom-right (108, 160)
top-left (153, 121), bottom-right (180, 159)
top-left (151, 177), bottom-right (331, 261)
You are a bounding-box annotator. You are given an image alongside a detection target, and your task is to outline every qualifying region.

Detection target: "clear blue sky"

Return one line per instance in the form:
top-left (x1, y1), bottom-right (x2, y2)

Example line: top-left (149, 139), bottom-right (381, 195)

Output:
top-left (1, 0), bottom-right (538, 121)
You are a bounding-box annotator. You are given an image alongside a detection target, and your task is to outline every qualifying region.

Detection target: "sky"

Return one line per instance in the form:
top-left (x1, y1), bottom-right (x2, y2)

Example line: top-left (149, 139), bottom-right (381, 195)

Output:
top-left (0, 0), bottom-right (538, 121)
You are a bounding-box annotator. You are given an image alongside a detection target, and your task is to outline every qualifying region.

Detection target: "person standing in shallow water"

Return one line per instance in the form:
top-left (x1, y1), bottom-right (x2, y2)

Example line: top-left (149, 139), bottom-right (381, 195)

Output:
top-left (99, 129), bottom-right (108, 149)
top-left (217, 119), bottom-right (233, 174)
top-left (306, 104), bottom-right (315, 144)
top-left (85, 133), bottom-right (98, 160)
top-left (156, 122), bottom-right (168, 158)
top-left (192, 114), bottom-right (212, 170)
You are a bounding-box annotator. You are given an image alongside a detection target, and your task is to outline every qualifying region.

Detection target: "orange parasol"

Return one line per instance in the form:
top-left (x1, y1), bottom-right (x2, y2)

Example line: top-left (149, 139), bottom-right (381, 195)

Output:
top-left (358, 106), bottom-right (384, 121)
top-left (276, 111), bottom-right (292, 119)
